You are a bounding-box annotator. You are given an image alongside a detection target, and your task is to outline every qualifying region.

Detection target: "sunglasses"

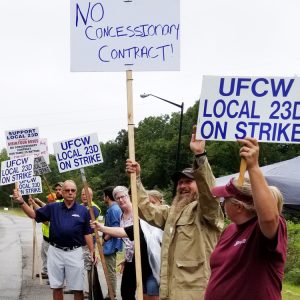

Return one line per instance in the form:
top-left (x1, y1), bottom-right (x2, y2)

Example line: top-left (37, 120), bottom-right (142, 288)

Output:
top-left (63, 189), bottom-right (76, 193)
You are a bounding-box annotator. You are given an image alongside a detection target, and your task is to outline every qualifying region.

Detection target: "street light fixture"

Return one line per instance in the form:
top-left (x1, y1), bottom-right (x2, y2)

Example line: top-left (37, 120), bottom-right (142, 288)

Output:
top-left (140, 93), bottom-right (184, 172)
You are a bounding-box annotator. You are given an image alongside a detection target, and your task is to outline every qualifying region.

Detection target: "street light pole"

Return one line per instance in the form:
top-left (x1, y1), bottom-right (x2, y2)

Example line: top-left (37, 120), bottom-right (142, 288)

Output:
top-left (9, 195), bottom-right (14, 209)
top-left (176, 102), bottom-right (184, 171)
top-left (140, 93), bottom-right (184, 172)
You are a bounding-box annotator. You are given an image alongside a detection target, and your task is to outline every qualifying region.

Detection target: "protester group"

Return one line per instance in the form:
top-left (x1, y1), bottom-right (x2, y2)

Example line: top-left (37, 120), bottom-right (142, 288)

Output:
top-left (13, 131), bottom-right (288, 300)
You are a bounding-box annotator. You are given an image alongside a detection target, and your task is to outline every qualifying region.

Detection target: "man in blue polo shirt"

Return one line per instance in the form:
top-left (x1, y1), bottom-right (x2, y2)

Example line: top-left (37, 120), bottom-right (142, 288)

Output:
top-left (14, 179), bottom-right (94, 300)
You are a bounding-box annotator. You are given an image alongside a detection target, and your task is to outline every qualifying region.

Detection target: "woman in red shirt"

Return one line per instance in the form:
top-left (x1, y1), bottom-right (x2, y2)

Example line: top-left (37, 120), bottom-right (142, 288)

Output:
top-left (204, 137), bottom-right (287, 300)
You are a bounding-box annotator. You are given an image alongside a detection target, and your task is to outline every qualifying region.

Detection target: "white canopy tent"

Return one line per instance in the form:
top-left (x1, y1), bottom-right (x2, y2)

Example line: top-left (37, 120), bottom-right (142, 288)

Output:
top-left (215, 156), bottom-right (300, 207)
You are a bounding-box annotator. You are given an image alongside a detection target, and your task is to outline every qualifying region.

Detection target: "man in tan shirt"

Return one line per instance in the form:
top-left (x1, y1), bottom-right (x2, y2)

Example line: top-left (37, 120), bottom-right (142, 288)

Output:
top-left (126, 133), bottom-right (224, 300)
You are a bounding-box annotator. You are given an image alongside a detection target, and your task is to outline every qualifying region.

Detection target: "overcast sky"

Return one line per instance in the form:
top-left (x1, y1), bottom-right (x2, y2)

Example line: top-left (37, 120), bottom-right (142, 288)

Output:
top-left (1, 0), bottom-right (300, 154)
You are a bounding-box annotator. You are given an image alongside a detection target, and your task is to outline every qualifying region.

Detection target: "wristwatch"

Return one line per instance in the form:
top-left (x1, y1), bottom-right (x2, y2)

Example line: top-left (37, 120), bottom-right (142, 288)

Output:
top-left (195, 151), bottom-right (207, 158)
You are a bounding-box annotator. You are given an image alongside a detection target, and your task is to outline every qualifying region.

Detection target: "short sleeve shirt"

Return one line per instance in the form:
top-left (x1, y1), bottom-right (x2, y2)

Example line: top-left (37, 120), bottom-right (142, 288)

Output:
top-left (204, 216), bottom-right (287, 300)
top-left (103, 203), bottom-right (123, 255)
top-left (35, 201), bottom-right (92, 248)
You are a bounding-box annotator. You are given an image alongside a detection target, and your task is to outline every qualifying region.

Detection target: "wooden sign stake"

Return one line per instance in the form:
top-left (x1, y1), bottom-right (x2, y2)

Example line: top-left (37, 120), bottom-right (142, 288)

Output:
top-left (42, 174), bottom-right (56, 202)
top-left (237, 158), bottom-right (247, 186)
top-left (126, 70), bottom-right (143, 300)
top-left (80, 167), bottom-right (114, 300)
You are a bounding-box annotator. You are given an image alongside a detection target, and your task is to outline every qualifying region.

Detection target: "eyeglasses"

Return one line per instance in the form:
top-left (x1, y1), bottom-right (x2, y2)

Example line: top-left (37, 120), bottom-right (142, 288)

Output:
top-left (116, 195), bottom-right (127, 201)
top-left (63, 189), bottom-right (76, 193)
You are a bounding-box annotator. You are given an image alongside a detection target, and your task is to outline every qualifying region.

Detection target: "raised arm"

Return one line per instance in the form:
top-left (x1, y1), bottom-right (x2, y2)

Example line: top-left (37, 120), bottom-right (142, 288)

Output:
top-left (190, 132), bottom-right (216, 189)
top-left (126, 159), bottom-right (169, 229)
top-left (190, 133), bottom-right (224, 230)
top-left (13, 189), bottom-right (36, 219)
top-left (193, 159), bottom-right (224, 230)
top-left (33, 198), bottom-right (46, 207)
top-left (238, 137), bottom-right (279, 239)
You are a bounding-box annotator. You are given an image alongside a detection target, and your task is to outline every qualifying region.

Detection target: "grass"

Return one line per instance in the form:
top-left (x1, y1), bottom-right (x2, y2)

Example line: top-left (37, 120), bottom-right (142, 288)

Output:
top-left (0, 207), bottom-right (26, 217)
top-left (283, 283), bottom-right (300, 300)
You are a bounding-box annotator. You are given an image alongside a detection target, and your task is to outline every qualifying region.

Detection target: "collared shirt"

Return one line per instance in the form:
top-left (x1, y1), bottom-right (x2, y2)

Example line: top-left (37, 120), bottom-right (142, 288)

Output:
top-left (136, 157), bottom-right (224, 300)
top-left (35, 201), bottom-right (92, 248)
top-left (103, 202), bottom-right (123, 255)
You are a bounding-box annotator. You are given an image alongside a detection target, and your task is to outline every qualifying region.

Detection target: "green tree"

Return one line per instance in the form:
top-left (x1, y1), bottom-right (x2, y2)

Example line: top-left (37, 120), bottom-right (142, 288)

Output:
top-left (0, 148), bottom-right (13, 207)
top-left (284, 221), bottom-right (300, 285)
top-left (1, 101), bottom-right (300, 209)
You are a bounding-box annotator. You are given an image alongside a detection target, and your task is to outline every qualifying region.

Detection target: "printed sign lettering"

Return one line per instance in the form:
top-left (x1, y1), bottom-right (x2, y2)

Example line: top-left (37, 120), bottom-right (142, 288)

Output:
top-left (0, 156), bottom-right (34, 185)
top-left (19, 176), bottom-right (43, 195)
top-left (53, 133), bottom-right (103, 173)
top-left (196, 76), bottom-right (300, 143)
top-left (5, 127), bottom-right (40, 159)
top-left (34, 156), bottom-right (51, 176)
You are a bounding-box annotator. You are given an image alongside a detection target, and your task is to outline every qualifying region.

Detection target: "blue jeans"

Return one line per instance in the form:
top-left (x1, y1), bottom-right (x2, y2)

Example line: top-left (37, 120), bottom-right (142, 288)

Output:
top-left (143, 273), bottom-right (159, 296)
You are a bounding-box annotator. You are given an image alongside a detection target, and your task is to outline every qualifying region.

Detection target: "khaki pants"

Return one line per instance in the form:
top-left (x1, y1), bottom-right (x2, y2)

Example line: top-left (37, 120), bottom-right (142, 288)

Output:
top-left (82, 245), bottom-right (92, 293)
top-left (104, 253), bottom-right (117, 296)
top-left (41, 239), bottom-right (49, 274)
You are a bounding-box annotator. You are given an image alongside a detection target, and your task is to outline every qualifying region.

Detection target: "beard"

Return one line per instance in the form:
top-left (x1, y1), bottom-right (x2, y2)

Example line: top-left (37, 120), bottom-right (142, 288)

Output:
top-left (171, 191), bottom-right (198, 214)
top-left (56, 194), bottom-right (63, 200)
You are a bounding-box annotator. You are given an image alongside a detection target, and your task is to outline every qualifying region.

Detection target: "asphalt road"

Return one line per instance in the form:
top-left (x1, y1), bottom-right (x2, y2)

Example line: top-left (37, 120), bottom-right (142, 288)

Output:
top-left (0, 212), bottom-right (121, 300)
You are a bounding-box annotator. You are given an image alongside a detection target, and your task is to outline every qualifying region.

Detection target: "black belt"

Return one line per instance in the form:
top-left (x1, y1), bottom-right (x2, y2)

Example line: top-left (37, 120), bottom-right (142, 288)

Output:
top-left (49, 242), bottom-right (80, 252)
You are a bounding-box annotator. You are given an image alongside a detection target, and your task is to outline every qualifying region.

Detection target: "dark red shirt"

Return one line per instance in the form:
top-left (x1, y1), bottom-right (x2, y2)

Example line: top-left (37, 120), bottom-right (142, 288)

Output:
top-left (205, 216), bottom-right (287, 300)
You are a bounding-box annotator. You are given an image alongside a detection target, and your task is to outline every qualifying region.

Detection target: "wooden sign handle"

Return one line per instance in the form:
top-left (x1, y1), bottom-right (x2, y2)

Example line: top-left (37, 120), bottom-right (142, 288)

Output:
top-left (42, 175), bottom-right (56, 202)
top-left (126, 70), bottom-right (143, 300)
top-left (80, 168), bottom-right (115, 300)
top-left (237, 158), bottom-right (247, 186)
